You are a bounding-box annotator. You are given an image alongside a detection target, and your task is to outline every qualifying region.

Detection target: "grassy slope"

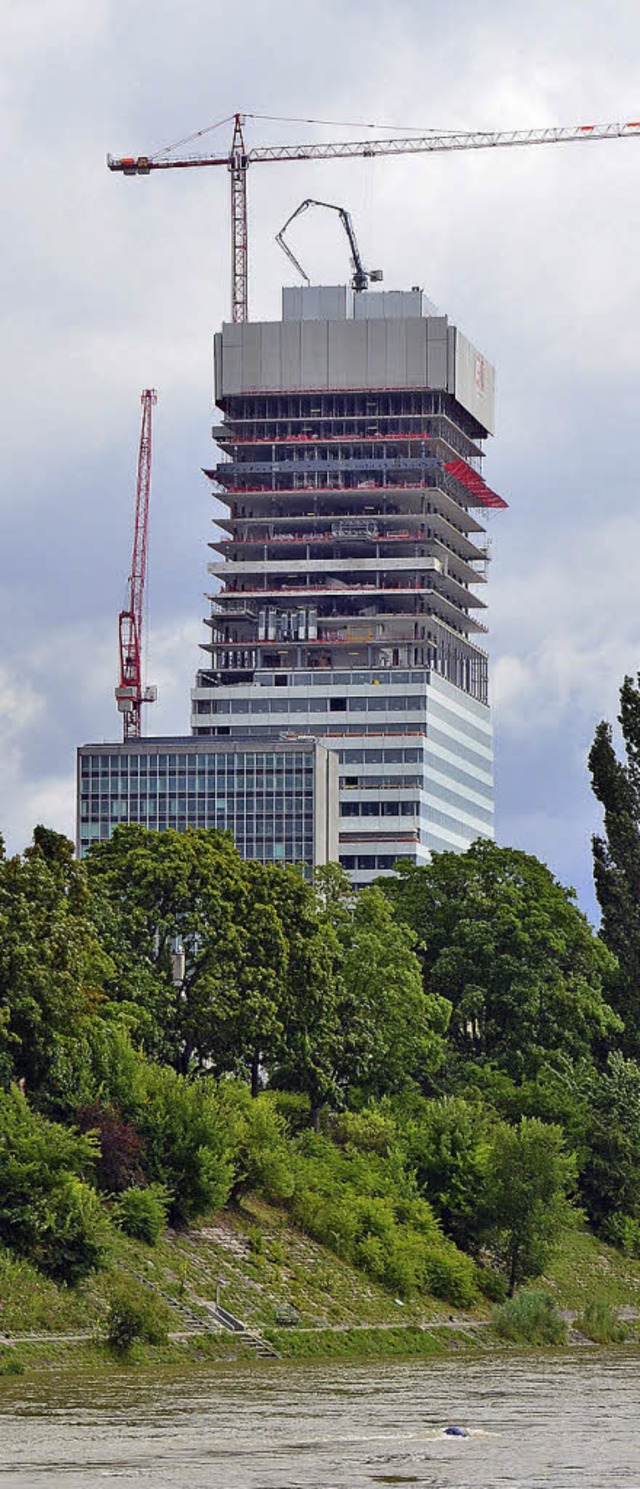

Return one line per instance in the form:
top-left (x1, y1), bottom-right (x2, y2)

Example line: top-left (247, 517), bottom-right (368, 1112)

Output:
top-left (1, 1204), bottom-right (640, 1373)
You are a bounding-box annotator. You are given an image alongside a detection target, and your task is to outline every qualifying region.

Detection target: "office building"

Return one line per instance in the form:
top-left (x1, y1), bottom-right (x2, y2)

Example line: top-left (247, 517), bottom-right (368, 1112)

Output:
top-left (76, 736), bottom-right (338, 872)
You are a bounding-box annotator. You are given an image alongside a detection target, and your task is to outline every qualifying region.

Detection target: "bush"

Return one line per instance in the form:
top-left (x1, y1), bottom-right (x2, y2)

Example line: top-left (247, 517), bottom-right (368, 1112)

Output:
top-left (577, 1299), bottom-right (627, 1345)
top-left (31, 1174), bottom-right (108, 1284)
top-left (114, 1184), bottom-right (169, 1245)
top-left (235, 1097), bottom-right (296, 1203)
top-left (76, 1102), bottom-right (144, 1193)
top-left (331, 1109), bottom-right (396, 1155)
top-left (423, 1247), bottom-right (477, 1308)
top-left (135, 1066), bottom-right (234, 1224)
top-left (493, 1287), bottom-right (566, 1345)
top-left (475, 1263), bottom-right (508, 1303)
top-left (602, 1212), bottom-right (640, 1258)
top-left (105, 1281), bottom-right (171, 1351)
top-left (0, 1086), bottom-right (108, 1282)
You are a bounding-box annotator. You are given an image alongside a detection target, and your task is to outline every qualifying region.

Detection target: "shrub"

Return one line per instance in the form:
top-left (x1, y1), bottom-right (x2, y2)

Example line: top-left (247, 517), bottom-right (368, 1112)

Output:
top-left (355, 1233), bottom-right (388, 1280)
top-left (423, 1247), bottom-right (477, 1308)
top-left (234, 1097), bottom-right (295, 1203)
top-left (577, 1299), bottom-right (627, 1345)
top-left (0, 1086), bottom-right (107, 1282)
top-left (31, 1174), bottom-right (108, 1284)
top-left (331, 1109), bottom-right (396, 1155)
top-left (105, 1281), bottom-right (171, 1352)
top-left (135, 1066), bottom-right (234, 1224)
top-left (475, 1263), bottom-right (508, 1303)
top-left (269, 1091), bottom-right (311, 1136)
top-left (76, 1102), bottom-right (144, 1193)
top-left (602, 1212), bottom-right (640, 1258)
top-left (493, 1287), bottom-right (566, 1345)
top-left (114, 1184), bottom-right (169, 1245)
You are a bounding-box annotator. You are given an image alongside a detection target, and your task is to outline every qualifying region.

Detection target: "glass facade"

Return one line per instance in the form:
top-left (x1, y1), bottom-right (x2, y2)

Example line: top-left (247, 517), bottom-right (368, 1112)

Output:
top-left (76, 737), bottom-right (338, 872)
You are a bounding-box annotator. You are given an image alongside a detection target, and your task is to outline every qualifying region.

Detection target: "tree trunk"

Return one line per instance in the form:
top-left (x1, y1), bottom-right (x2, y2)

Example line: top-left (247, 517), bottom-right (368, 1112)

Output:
top-left (250, 1050), bottom-right (260, 1099)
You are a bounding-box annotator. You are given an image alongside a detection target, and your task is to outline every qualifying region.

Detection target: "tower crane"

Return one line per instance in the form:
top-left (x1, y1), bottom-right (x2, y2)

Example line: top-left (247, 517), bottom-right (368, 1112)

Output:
top-left (115, 389), bottom-right (158, 741)
top-left (276, 197), bottom-right (383, 292)
top-left (108, 113), bottom-right (640, 322)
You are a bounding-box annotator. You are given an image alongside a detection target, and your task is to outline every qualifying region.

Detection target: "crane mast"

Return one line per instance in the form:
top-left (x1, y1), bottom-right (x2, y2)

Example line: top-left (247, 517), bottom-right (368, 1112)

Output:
top-left (108, 113), bottom-right (640, 323)
top-left (115, 389), bottom-right (158, 741)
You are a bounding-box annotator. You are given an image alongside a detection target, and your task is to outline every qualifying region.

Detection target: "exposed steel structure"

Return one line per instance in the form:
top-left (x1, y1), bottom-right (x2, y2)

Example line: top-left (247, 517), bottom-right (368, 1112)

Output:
top-left (115, 389), bottom-right (158, 740)
top-left (108, 113), bottom-right (640, 323)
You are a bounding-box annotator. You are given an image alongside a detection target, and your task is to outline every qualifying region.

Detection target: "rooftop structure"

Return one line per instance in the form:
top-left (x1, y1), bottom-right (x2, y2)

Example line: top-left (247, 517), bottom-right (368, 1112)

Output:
top-left (191, 284), bottom-right (503, 886)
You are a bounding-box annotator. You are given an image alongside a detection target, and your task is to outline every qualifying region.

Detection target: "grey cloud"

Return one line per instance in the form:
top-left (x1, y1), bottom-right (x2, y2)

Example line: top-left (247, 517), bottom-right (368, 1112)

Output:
top-left (3, 0), bottom-right (640, 919)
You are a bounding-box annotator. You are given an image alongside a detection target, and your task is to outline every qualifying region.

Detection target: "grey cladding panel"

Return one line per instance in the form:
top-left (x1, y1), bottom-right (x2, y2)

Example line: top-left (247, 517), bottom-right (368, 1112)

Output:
top-left (241, 323), bottom-right (262, 390)
top-left (261, 322), bottom-right (282, 389)
top-left (385, 321), bottom-right (407, 387)
top-left (213, 332), bottom-right (223, 403)
top-left (222, 345), bottom-right (242, 395)
top-left (454, 330), bottom-right (496, 435)
top-left (426, 331), bottom-right (448, 389)
top-left (447, 327), bottom-right (457, 394)
top-left (216, 307), bottom-right (489, 402)
top-left (301, 321), bottom-right (329, 387)
top-left (328, 322), bottom-right (367, 388)
top-left (283, 285), bottom-right (350, 321)
top-left (406, 318), bottom-right (428, 386)
top-left (366, 319), bottom-right (387, 385)
top-left (281, 321), bottom-right (302, 390)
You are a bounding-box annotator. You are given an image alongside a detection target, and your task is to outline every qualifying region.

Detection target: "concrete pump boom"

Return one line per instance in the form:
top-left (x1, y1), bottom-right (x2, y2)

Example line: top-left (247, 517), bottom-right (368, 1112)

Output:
top-left (276, 197), bottom-right (383, 292)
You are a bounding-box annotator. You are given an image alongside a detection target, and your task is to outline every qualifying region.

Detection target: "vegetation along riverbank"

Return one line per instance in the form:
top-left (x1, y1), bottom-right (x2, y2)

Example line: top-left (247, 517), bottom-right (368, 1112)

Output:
top-left (4, 673), bottom-right (640, 1374)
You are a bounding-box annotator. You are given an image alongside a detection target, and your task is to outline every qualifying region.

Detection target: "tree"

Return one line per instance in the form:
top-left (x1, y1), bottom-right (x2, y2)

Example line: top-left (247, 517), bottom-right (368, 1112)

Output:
top-left (385, 841), bottom-right (619, 1081)
top-left (0, 1085), bottom-right (107, 1282)
top-left (86, 826), bottom-right (274, 1075)
top-left (207, 861), bottom-right (290, 1096)
top-left (329, 885), bottom-right (450, 1097)
top-left (580, 1052), bottom-right (640, 1231)
top-left (403, 1095), bottom-right (495, 1252)
top-left (0, 829), bottom-right (111, 1094)
top-left (272, 875), bottom-right (449, 1123)
top-left (589, 673), bottom-right (640, 1052)
top-left (484, 1116), bottom-right (576, 1294)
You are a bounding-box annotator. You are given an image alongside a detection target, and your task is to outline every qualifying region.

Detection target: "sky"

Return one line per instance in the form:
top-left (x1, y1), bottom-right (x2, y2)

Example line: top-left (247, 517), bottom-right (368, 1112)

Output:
top-left (3, 0), bottom-right (640, 921)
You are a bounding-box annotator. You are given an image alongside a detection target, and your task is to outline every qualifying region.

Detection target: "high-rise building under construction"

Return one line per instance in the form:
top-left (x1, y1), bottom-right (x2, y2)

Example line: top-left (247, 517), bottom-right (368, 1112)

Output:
top-left (191, 284), bottom-right (505, 887)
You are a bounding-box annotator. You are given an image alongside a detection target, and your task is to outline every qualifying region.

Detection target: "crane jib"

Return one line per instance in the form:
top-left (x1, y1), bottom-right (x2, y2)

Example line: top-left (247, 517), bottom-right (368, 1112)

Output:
top-left (107, 117), bottom-right (640, 320)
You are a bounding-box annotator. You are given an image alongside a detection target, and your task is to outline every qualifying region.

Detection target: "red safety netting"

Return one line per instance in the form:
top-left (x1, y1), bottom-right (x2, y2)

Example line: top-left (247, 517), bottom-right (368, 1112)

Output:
top-left (444, 459), bottom-right (508, 509)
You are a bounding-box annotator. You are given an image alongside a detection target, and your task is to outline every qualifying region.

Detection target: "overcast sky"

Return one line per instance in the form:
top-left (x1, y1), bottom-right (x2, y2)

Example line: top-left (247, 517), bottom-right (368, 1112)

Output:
top-left (3, 0), bottom-right (640, 920)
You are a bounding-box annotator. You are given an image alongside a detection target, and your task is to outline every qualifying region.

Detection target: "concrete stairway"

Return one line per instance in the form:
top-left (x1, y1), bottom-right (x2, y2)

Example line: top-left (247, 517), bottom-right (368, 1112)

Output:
top-left (203, 1300), bottom-right (280, 1358)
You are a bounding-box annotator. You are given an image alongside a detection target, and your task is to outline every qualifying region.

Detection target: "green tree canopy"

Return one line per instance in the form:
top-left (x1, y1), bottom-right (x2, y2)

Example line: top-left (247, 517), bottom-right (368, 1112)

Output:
top-left (0, 828), bottom-right (111, 1094)
top-left (483, 1116), bottom-right (576, 1294)
top-left (589, 672), bottom-right (640, 1052)
top-left (384, 840), bottom-right (619, 1081)
top-left (580, 1052), bottom-right (640, 1231)
top-left (86, 826), bottom-right (282, 1076)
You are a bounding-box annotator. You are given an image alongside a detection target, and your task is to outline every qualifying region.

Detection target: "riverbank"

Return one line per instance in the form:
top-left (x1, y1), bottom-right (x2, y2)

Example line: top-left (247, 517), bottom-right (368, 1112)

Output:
top-left (2, 1200), bottom-right (640, 1375)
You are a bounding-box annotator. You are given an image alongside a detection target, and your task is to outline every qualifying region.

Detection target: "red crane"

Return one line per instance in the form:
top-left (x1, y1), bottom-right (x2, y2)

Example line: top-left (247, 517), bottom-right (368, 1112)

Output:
top-left (115, 389), bottom-right (158, 740)
top-left (108, 112), bottom-right (640, 322)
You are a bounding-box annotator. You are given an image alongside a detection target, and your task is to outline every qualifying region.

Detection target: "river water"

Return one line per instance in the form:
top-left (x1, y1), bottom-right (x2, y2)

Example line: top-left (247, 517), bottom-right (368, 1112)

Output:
top-left (0, 1352), bottom-right (639, 1487)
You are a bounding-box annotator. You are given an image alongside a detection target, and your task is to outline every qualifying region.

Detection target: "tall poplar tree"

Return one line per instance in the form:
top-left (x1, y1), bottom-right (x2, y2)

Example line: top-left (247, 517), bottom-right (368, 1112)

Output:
top-left (589, 671), bottom-right (640, 1051)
